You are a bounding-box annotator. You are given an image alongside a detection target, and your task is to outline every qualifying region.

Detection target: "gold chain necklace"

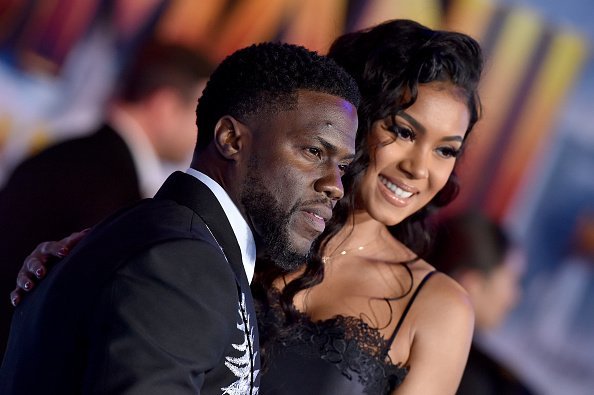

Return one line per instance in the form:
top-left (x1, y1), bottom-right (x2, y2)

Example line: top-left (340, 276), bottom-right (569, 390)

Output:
top-left (322, 239), bottom-right (377, 264)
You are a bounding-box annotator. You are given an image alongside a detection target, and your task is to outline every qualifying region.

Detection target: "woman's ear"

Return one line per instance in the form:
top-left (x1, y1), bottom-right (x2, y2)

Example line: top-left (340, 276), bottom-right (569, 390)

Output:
top-left (213, 116), bottom-right (247, 159)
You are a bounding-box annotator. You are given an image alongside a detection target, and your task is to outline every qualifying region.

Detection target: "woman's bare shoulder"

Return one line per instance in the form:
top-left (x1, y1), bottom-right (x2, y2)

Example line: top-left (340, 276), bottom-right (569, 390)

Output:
top-left (411, 264), bottom-right (474, 328)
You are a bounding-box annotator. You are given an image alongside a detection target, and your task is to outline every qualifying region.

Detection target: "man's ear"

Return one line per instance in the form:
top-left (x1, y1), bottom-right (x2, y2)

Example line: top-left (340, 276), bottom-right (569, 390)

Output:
top-left (213, 116), bottom-right (248, 160)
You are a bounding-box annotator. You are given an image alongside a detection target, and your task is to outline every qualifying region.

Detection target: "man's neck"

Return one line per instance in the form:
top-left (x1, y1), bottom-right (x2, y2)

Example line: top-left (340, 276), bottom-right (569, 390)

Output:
top-left (190, 153), bottom-right (243, 218)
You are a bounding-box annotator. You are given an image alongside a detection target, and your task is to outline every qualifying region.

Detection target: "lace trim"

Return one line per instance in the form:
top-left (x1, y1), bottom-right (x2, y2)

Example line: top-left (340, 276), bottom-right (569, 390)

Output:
top-left (262, 289), bottom-right (408, 394)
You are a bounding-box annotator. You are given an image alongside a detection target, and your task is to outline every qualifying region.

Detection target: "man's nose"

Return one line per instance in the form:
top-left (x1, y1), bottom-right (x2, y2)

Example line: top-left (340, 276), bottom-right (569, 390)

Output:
top-left (315, 164), bottom-right (344, 201)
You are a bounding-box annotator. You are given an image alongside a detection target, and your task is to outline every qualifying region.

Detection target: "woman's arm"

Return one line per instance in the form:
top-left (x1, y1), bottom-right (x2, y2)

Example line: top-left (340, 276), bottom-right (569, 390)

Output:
top-left (393, 273), bottom-right (475, 395)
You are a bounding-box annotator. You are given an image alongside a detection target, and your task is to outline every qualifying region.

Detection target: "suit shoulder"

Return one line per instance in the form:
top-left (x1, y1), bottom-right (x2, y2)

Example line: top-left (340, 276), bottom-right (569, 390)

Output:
top-left (124, 237), bottom-right (233, 279)
top-left (5, 128), bottom-right (134, 191)
top-left (77, 200), bottom-right (224, 275)
top-left (106, 199), bottom-right (212, 239)
top-left (44, 126), bottom-right (129, 164)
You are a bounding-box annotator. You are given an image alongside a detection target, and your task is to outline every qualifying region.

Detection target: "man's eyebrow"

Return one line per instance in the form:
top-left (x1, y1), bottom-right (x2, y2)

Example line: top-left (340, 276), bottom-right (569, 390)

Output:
top-left (314, 136), bottom-right (356, 160)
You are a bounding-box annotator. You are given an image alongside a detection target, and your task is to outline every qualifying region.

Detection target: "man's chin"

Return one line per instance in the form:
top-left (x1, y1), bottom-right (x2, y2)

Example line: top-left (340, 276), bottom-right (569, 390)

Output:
top-left (291, 224), bottom-right (321, 248)
top-left (266, 238), bottom-right (308, 272)
top-left (279, 236), bottom-right (315, 271)
top-left (270, 250), bottom-right (306, 271)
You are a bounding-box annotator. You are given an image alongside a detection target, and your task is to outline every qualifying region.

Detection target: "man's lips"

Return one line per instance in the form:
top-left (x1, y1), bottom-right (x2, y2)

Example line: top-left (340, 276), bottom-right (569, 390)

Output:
top-left (300, 205), bottom-right (332, 233)
top-left (302, 205), bottom-right (332, 221)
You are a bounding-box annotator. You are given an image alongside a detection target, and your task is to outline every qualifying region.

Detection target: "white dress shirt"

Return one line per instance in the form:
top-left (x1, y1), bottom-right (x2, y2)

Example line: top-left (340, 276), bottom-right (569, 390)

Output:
top-left (186, 168), bottom-right (257, 283)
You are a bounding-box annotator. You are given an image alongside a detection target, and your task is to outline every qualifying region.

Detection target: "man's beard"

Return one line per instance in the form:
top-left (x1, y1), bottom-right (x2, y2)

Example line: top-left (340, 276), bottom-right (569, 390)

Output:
top-left (240, 161), bottom-right (306, 271)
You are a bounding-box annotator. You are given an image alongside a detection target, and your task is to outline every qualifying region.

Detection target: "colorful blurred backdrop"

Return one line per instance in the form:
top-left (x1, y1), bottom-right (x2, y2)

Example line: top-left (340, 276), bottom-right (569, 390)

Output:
top-left (1, 1), bottom-right (593, 393)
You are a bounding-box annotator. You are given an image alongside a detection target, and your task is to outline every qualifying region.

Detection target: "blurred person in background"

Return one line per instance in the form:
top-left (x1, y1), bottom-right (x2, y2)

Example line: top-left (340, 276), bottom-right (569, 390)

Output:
top-left (534, 211), bottom-right (594, 354)
top-left (429, 211), bottom-right (534, 395)
top-left (0, 40), bottom-right (212, 358)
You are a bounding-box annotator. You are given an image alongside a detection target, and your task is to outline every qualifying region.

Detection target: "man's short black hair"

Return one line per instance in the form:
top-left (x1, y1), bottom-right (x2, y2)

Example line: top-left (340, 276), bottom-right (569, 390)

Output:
top-left (195, 42), bottom-right (360, 151)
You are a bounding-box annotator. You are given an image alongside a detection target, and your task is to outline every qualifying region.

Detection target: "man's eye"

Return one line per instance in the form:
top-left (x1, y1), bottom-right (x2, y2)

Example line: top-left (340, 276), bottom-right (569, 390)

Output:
top-left (338, 163), bottom-right (349, 173)
top-left (388, 125), bottom-right (416, 142)
top-left (307, 147), bottom-right (322, 158)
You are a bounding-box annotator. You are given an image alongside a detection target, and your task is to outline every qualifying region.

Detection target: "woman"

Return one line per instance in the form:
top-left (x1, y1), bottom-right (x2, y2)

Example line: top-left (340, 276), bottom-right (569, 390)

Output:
top-left (13, 20), bottom-right (483, 394)
top-left (253, 19), bottom-right (483, 394)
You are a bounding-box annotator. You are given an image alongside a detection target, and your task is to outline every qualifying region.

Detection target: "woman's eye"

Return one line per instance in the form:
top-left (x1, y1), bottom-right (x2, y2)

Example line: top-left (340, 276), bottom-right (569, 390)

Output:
top-left (388, 125), bottom-right (416, 142)
top-left (436, 146), bottom-right (460, 158)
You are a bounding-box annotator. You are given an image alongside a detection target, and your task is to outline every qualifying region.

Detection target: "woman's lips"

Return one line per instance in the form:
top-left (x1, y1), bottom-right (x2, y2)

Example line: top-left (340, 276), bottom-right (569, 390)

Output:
top-left (378, 175), bottom-right (417, 207)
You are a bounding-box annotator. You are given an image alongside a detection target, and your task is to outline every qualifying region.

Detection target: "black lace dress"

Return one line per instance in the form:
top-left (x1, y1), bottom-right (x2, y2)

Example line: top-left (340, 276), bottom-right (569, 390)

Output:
top-left (258, 271), bottom-right (436, 395)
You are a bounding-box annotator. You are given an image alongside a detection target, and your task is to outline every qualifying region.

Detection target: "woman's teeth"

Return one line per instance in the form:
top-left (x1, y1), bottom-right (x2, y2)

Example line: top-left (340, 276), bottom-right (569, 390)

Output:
top-left (379, 175), bottom-right (413, 198)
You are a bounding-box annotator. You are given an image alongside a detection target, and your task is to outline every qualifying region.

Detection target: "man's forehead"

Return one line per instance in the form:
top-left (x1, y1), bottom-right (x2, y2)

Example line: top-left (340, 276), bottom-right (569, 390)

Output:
top-left (247, 90), bottom-right (357, 146)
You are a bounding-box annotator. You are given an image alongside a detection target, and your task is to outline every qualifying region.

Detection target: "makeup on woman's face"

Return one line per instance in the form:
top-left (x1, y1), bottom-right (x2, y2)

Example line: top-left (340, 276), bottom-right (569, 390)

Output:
top-left (358, 82), bottom-right (470, 226)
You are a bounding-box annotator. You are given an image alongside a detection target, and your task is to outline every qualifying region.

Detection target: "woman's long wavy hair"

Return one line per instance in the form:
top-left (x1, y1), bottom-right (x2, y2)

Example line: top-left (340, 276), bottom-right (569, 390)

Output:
top-left (252, 19), bottom-right (483, 364)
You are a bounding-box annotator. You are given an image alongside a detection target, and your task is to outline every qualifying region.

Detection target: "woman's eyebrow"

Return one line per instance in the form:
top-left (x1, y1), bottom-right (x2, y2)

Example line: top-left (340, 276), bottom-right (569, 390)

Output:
top-left (396, 111), bottom-right (425, 133)
top-left (396, 111), bottom-right (464, 142)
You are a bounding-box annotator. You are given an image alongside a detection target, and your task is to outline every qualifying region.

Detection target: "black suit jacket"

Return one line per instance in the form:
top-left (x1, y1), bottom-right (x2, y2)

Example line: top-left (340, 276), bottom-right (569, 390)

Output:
top-left (0, 125), bottom-right (141, 357)
top-left (0, 172), bottom-right (261, 394)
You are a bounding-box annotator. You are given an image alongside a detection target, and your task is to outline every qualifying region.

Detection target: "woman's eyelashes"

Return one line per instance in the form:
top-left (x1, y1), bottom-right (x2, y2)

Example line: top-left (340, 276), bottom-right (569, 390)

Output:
top-left (436, 146), bottom-right (461, 158)
top-left (388, 124), bottom-right (416, 142)
top-left (385, 122), bottom-right (462, 159)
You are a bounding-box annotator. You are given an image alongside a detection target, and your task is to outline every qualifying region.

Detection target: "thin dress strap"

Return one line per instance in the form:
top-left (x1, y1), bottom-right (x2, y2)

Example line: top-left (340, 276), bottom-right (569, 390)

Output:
top-left (383, 270), bottom-right (437, 355)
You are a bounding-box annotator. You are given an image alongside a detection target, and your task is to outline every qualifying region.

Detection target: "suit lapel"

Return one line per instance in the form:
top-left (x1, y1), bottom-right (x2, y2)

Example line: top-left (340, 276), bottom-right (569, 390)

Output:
top-left (154, 171), bottom-right (246, 284)
top-left (155, 172), bottom-right (261, 390)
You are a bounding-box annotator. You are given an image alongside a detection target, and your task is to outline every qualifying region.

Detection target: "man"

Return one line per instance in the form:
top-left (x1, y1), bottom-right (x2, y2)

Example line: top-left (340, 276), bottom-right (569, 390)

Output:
top-left (0, 41), bottom-right (211, 357)
top-left (0, 42), bottom-right (359, 394)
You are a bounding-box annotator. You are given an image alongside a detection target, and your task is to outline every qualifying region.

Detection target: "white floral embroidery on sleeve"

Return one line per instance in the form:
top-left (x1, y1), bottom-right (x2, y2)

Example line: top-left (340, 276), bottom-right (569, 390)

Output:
top-left (221, 292), bottom-right (259, 395)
